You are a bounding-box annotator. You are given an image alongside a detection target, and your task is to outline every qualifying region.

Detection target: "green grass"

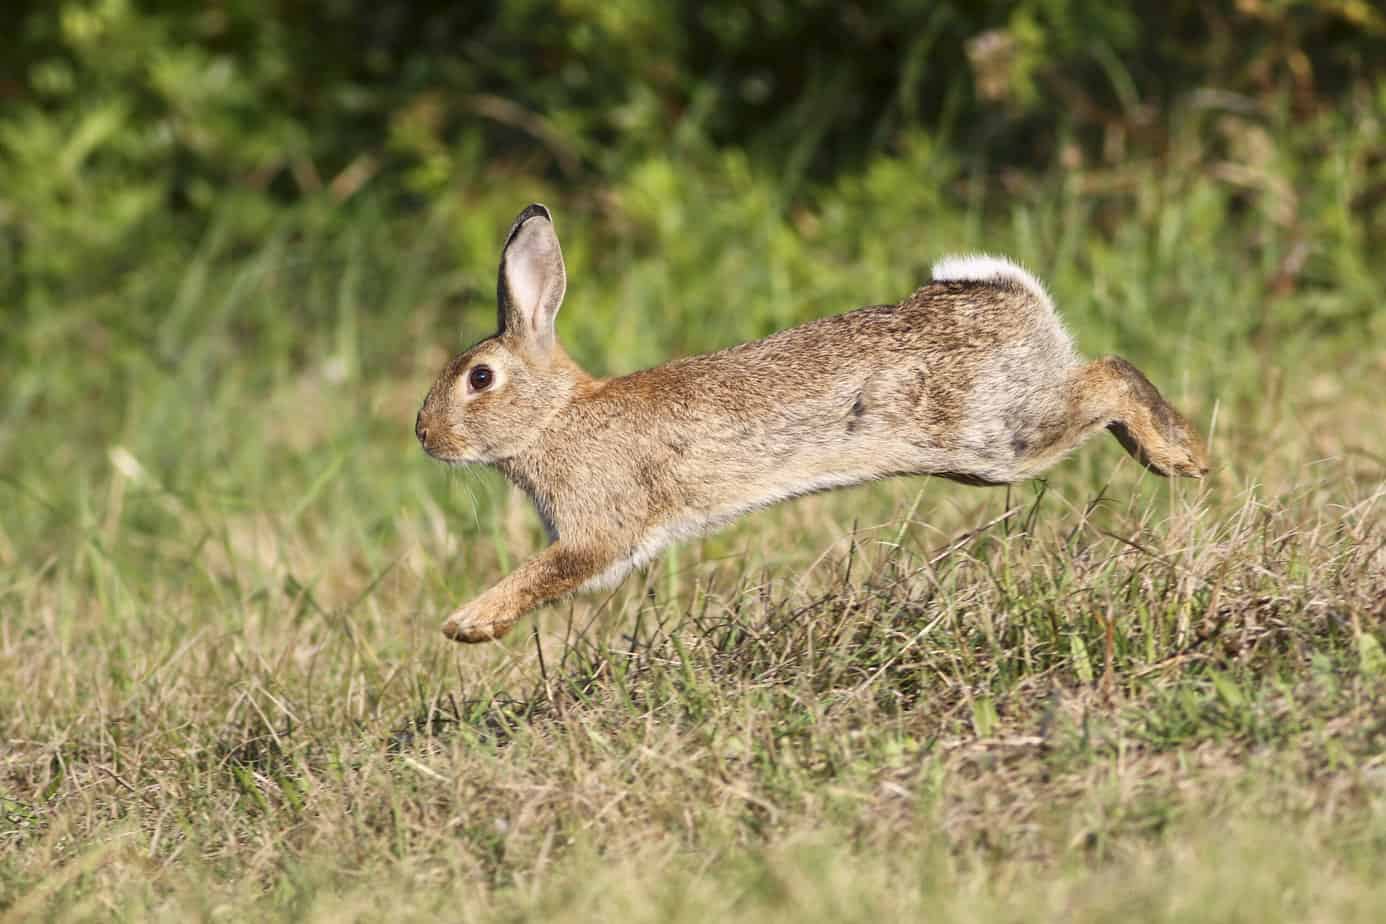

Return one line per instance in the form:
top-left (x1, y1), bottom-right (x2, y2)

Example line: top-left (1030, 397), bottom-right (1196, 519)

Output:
top-left (2, 115), bottom-right (1385, 920)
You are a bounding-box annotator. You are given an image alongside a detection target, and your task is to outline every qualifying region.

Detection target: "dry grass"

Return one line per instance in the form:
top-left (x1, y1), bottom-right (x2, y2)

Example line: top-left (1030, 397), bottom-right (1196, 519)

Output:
top-left (3, 150), bottom-right (1386, 918)
top-left (3, 449), bottom-right (1384, 919)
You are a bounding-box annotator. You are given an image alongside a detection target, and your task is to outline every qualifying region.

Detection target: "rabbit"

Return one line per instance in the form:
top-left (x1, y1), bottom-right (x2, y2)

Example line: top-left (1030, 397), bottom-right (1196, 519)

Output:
top-left (416, 204), bottom-right (1208, 643)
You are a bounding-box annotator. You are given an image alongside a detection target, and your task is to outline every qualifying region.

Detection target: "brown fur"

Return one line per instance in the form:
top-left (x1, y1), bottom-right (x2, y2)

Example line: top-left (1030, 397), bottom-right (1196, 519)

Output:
top-left (416, 205), bottom-right (1209, 642)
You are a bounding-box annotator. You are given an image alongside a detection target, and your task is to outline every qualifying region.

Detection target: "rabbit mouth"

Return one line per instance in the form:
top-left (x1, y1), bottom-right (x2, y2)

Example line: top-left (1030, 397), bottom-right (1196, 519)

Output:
top-left (416, 431), bottom-right (472, 465)
top-left (423, 445), bottom-right (481, 466)
top-left (416, 414), bottom-right (485, 465)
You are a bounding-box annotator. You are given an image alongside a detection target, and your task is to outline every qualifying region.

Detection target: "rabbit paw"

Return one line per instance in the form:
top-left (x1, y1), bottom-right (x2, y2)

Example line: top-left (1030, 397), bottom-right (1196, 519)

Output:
top-left (441, 604), bottom-right (514, 644)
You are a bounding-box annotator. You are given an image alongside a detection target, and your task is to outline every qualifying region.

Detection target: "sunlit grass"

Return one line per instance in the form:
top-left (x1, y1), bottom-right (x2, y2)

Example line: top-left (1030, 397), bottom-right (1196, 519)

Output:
top-left (2, 120), bottom-right (1384, 919)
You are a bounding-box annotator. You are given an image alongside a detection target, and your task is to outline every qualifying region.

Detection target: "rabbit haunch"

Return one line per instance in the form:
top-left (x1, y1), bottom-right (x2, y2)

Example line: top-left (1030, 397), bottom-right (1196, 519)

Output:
top-left (416, 206), bottom-right (1209, 642)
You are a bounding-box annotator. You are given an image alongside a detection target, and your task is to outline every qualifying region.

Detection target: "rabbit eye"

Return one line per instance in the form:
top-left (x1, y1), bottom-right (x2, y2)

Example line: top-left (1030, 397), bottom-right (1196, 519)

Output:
top-left (467, 365), bottom-right (494, 392)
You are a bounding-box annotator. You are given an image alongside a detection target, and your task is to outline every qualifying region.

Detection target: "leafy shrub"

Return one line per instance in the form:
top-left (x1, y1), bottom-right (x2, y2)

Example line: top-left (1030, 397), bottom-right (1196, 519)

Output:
top-left (1, 0), bottom-right (1383, 305)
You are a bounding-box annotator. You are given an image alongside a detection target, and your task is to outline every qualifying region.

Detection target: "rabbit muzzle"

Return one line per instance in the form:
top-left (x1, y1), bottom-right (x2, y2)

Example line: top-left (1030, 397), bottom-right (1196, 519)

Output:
top-left (414, 407), bottom-right (462, 462)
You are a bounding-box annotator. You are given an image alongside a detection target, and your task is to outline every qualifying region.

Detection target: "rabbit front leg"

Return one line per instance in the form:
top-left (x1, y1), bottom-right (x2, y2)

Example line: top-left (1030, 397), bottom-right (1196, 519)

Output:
top-left (441, 544), bottom-right (607, 643)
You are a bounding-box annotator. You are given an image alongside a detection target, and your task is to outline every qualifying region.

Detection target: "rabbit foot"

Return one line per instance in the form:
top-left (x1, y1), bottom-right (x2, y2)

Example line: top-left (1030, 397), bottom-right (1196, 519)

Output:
top-left (441, 605), bottom-right (516, 643)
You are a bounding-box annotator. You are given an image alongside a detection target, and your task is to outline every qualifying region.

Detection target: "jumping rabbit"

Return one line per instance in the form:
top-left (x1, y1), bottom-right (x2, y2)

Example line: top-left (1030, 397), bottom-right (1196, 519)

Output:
top-left (416, 204), bottom-right (1208, 643)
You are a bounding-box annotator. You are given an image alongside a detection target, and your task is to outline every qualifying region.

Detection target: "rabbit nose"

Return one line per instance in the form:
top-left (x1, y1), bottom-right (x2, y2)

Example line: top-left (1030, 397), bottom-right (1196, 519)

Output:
top-left (415, 412), bottom-right (429, 446)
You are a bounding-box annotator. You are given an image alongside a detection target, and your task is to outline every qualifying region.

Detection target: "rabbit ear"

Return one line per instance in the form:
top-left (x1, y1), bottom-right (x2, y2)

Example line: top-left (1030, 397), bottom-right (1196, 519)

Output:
top-left (497, 203), bottom-right (566, 352)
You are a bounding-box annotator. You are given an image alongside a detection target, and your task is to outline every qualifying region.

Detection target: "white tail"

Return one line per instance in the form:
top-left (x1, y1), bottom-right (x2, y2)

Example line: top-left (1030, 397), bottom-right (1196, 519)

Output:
top-left (931, 254), bottom-right (1054, 314)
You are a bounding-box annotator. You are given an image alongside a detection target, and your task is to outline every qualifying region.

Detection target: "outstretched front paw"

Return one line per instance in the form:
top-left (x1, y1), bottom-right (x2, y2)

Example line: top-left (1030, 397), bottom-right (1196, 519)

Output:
top-left (441, 604), bottom-right (514, 644)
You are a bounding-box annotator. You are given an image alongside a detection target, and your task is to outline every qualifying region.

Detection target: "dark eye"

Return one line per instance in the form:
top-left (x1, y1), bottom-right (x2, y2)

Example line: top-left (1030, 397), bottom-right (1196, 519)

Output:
top-left (467, 365), bottom-right (494, 392)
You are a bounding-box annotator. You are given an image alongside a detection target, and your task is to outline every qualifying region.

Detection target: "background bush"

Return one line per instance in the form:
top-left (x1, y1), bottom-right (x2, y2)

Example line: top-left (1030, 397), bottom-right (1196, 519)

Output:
top-left (4, 0), bottom-right (1385, 303)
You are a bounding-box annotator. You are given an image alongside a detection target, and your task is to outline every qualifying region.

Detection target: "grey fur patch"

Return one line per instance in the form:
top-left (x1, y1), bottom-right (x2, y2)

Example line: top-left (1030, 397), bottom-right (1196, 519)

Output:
top-left (847, 392), bottom-right (867, 433)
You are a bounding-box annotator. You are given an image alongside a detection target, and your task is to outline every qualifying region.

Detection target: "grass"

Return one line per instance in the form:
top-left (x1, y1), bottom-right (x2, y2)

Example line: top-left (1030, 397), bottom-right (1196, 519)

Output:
top-left (2, 113), bottom-right (1385, 920)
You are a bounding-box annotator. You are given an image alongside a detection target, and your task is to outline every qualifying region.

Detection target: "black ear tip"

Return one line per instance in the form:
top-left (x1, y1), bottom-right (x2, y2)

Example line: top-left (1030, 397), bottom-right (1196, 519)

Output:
top-left (504, 203), bottom-right (554, 247)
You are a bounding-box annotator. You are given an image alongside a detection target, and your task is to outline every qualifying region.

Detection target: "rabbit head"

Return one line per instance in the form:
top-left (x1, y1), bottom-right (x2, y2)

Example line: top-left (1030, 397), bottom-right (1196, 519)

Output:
top-left (415, 204), bottom-right (583, 465)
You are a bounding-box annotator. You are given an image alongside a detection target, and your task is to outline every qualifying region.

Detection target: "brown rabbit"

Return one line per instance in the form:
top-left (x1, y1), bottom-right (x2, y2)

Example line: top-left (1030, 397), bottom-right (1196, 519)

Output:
top-left (416, 205), bottom-right (1208, 642)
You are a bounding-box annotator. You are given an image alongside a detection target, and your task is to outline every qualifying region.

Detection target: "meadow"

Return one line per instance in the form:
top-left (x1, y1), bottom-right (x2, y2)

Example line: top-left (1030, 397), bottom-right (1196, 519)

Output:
top-left (3, 6), bottom-right (1386, 918)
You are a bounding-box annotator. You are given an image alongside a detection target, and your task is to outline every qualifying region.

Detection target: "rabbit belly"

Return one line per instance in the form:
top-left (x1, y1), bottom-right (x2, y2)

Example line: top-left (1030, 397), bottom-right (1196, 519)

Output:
top-left (575, 467), bottom-right (879, 593)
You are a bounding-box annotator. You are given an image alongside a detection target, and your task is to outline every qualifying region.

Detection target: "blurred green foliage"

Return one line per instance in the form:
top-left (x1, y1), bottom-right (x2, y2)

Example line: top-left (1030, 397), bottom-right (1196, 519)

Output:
top-left (3, 0), bottom-right (1385, 306)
